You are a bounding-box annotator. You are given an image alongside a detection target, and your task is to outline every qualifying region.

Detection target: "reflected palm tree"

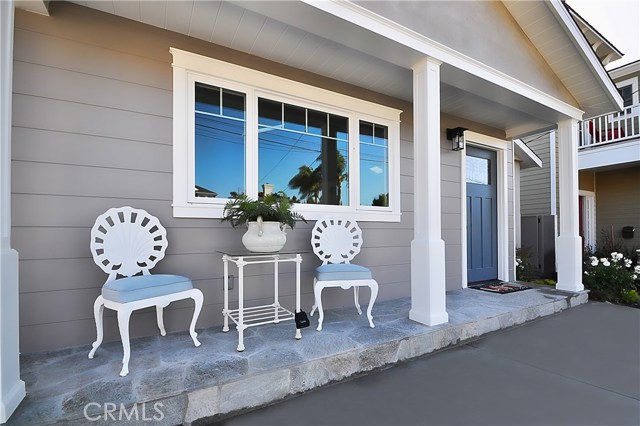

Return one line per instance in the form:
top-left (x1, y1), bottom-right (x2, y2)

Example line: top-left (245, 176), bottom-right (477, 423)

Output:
top-left (288, 165), bottom-right (322, 204)
top-left (288, 152), bottom-right (347, 205)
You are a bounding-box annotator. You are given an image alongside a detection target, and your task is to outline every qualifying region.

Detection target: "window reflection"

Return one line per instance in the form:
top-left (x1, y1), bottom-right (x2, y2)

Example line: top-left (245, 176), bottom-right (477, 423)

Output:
top-left (258, 98), bottom-right (349, 205)
top-left (360, 121), bottom-right (389, 207)
top-left (466, 156), bottom-right (490, 185)
top-left (194, 82), bottom-right (246, 198)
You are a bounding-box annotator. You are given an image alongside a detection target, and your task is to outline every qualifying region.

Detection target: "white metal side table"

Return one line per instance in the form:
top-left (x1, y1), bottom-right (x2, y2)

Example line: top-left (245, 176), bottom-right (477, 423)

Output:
top-left (219, 250), bottom-right (304, 351)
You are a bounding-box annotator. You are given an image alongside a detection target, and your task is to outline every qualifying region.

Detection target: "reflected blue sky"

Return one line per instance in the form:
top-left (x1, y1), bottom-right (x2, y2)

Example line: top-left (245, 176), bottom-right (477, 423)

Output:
top-left (194, 83), bottom-right (389, 206)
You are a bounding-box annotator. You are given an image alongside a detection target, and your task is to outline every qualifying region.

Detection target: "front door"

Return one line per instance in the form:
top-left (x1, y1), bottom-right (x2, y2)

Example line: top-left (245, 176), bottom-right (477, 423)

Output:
top-left (466, 146), bottom-right (498, 283)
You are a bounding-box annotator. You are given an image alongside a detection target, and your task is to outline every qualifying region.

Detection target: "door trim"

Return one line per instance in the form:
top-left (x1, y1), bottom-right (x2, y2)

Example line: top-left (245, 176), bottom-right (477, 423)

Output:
top-left (461, 132), bottom-right (510, 288)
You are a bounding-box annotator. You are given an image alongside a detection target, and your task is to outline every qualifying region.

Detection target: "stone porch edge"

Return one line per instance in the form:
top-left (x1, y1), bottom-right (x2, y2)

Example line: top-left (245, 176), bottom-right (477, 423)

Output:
top-left (55, 291), bottom-right (587, 425)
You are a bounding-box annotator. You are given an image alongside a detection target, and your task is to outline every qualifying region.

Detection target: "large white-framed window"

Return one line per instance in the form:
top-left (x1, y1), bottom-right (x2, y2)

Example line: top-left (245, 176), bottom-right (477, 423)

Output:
top-left (171, 48), bottom-right (402, 221)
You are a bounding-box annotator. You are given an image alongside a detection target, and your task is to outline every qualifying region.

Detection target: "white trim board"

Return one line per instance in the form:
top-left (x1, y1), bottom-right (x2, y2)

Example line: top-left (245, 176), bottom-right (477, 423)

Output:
top-left (303, 0), bottom-right (585, 120)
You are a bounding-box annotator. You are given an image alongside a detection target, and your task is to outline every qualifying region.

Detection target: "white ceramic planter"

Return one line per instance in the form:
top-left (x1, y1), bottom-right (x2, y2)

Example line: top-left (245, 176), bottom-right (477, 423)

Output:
top-left (242, 216), bottom-right (287, 252)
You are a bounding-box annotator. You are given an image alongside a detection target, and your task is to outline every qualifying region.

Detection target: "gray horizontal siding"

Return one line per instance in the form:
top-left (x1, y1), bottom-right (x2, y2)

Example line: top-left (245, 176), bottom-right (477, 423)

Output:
top-left (12, 3), bottom-right (512, 352)
top-left (520, 134), bottom-right (552, 216)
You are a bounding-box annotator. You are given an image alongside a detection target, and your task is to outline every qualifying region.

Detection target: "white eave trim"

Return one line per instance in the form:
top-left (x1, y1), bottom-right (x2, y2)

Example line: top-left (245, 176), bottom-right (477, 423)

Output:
top-left (547, 0), bottom-right (624, 112)
top-left (514, 139), bottom-right (543, 169)
top-left (609, 60), bottom-right (640, 80)
top-left (302, 0), bottom-right (584, 120)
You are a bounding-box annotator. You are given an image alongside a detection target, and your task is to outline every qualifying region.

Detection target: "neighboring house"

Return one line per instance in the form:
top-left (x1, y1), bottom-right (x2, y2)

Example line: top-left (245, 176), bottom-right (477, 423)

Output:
top-left (0, 0), bottom-right (623, 421)
top-left (519, 4), bottom-right (638, 269)
top-left (579, 59), bottom-right (640, 254)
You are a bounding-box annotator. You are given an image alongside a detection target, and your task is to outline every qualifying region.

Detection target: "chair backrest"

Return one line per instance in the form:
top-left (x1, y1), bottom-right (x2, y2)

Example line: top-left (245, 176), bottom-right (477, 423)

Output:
top-left (90, 206), bottom-right (168, 282)
top-left (311, 217), bottom-right (363, 264)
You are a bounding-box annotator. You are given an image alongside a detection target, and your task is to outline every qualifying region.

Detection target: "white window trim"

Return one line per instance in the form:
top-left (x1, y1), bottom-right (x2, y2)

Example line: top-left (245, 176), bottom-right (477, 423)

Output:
top-left (170, 48), bottom-right (402, 222)
top-left (615, 77), bottom-right (639, 106)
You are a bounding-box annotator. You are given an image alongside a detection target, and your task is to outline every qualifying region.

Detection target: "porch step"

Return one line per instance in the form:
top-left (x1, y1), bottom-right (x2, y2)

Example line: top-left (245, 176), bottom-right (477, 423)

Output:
top-left (10, 285), bottom-right (588, 426)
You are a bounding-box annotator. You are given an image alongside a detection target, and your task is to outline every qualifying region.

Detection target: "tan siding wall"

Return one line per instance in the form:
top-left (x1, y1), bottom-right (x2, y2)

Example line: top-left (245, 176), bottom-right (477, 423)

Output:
top-left (595, 168), bottom-right (640, 252)
top-left (13, 2), bottom-right (509, 352)
top-left (579, 171), bottom-right (595, 192)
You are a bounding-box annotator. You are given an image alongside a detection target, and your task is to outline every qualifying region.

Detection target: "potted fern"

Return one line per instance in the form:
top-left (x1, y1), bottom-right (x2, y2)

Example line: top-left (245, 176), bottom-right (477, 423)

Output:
top-left (221, 192), bottom-right (305, 252)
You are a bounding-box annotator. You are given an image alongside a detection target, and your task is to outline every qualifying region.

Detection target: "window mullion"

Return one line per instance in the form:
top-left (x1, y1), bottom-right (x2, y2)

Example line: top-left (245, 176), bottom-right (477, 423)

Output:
top-left (349, 114), bottom-right (360, 211)
top-left (246, 90), bottom-right (259, 198)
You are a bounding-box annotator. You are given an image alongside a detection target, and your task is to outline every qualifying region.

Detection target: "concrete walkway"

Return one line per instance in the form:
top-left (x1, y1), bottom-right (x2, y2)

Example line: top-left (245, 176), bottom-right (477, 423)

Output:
top-left (216, 302), bottom-right (640, 426)
top-left (9, 285), bottom-right (589, 425)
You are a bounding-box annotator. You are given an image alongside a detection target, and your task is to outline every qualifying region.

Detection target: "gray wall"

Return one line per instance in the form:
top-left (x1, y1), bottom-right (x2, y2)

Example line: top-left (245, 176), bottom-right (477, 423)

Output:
top-left (13, 2), bottom-right (511, 353)
top-left (355, 0), bottom-right (577, 107)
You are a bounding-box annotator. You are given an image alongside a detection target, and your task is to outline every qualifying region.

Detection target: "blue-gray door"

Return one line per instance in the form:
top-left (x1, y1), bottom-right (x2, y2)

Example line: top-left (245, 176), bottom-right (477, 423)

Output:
top-left (466, 146), bottom-right (498, 283)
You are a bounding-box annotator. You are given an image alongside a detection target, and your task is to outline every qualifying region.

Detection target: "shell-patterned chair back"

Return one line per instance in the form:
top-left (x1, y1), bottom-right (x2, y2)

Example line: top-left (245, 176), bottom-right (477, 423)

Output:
top-left (311, 217), bottom-right (363, 265)
top-left (90, 206), bottom-right (168, 282)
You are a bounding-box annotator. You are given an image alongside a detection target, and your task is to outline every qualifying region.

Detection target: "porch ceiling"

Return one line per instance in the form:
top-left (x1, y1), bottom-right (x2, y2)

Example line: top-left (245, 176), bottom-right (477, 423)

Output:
top-left (68, 0), bottom-right (585, 137)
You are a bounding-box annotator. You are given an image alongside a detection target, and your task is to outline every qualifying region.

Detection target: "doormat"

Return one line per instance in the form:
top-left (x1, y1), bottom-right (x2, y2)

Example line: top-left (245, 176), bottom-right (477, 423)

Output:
top-left (473, 282), bottom-right (531, 294)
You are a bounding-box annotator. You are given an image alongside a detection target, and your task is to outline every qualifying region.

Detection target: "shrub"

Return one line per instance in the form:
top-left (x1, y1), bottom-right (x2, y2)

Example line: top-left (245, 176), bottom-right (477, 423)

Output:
top-left (583, 252), bottom-right (639, 303)
top-left (515, 247), bottom-right (535, 281)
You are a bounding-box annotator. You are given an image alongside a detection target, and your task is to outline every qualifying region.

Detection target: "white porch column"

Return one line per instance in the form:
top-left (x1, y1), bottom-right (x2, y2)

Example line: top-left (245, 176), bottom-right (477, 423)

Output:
top-left (409, 57), bottom-right (448, 326)
top-left (555, 119), bottom-right (584, 292)
top-left (0, 1), bottom-right (25, 423)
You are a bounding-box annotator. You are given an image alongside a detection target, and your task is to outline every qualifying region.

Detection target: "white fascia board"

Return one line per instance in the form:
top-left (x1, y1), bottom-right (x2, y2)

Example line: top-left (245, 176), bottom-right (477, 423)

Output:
top-left (578, 140), bottom-right (640, 170)
top-left (547, 0), bottom-right (624, 113)
top-left (514, 138), bottom-right (543, 169)
top-left (609, 60), bottom-right (640, 80)
top-left (302, 0), bottom-right (584, 120)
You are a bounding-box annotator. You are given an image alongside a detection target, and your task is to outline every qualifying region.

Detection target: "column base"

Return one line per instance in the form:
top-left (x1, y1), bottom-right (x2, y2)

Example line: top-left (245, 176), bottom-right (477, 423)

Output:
top-left (0, 247), bottom-right (25, 423)
top-left (409, 238), bottom-right (449, 326)
top-left (555, 235), bottom-right (584, 292)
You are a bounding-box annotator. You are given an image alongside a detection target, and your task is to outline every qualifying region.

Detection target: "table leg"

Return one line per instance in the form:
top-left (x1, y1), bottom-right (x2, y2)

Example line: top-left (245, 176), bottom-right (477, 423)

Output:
top-left (237, 257), bottom-right (245, 351)
top-left (274, 255), bottom-right (280, 323)
top-left (222, 256), bottom-right (229, 332)
top-left (295, 254), bottom-right (302, 340)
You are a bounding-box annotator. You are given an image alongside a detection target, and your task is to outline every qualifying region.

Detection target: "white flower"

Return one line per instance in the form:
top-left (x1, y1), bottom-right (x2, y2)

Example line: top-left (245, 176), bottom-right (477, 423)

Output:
top-left (584, 271), bottom-right (590, 276)
top-left (602, 259), bottom-right (610, 267)
top-left (615, 253), bottom-right (623, 260)
top-left (591, 259), bottom-right (599, 266)
top-left (635, 266), bottom-right (640, 274)
top-left (625, 259), bottom-right (632, 268)
top-left (633, 274), bottom-right (638, 280)
top-left (516, 259), bottom-right (522, 264)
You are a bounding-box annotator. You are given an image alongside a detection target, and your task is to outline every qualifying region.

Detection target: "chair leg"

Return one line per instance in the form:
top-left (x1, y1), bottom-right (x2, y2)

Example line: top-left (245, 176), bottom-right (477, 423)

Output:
top-left (354, 286), bottom-right (362, 315)
top-left (88, 296), bottom-right (105, 359)
top-left (314, 283), bottom-right (325, 331)
top-left (310, 278), bottom-right (317, 317)
top-left (155, 305), bottom-right (166, 336)
top-left (117, 308), bottom-right (133, 377)
top-left (366, 281), bottom-right (379, 329)
top-left (188, 289), bottom-right (203, 347)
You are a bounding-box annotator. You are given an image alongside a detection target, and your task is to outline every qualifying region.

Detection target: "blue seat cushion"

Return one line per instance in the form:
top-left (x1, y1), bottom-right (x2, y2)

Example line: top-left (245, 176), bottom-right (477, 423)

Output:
top-left (315, 264), bottom-right (372, 281)
top-left (102, 274), bottom-right (193, 303)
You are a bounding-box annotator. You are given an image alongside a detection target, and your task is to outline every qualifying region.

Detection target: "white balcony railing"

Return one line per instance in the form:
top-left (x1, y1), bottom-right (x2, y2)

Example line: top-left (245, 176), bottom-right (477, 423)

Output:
top-left (579, 104), bottom-right (640, 149)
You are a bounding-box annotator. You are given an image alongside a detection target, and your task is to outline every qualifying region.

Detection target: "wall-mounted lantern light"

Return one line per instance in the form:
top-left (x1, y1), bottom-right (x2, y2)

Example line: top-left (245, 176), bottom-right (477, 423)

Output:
top-left (447, 127), bottom-right (467, 151)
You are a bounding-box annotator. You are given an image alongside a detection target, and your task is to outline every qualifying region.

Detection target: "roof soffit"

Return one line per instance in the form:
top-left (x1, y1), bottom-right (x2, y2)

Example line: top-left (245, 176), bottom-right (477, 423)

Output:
top-left (502, 0), bottom-right (623, 117)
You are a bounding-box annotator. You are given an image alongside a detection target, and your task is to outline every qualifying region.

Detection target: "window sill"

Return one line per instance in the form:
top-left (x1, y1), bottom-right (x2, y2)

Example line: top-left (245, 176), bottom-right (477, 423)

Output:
top-left (172, 203), bottom-right (401, 223)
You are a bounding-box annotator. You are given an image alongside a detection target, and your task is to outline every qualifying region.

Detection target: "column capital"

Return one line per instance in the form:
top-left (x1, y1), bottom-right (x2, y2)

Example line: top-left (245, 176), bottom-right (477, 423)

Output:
top-left (412, 56), bottom-right (443, 72)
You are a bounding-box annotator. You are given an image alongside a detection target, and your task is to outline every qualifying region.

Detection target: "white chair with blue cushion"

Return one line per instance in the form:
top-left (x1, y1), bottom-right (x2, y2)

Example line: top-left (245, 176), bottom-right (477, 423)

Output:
top-left (88, 206), bottom-right (203, 376)
top-left (309, 217), bottom-right (378, 331)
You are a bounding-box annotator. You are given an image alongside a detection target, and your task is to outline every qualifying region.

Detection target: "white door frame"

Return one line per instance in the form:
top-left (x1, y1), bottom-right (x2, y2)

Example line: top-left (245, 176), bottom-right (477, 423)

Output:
top-left (461, 132), bottom-right (510, 287)
top-left (579, 190), bottom-right (596, 251)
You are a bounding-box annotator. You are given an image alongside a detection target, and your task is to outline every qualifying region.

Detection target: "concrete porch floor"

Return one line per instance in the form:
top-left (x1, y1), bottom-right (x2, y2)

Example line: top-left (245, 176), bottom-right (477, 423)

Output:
top-left (9, 285), bottom-right (588, 425)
